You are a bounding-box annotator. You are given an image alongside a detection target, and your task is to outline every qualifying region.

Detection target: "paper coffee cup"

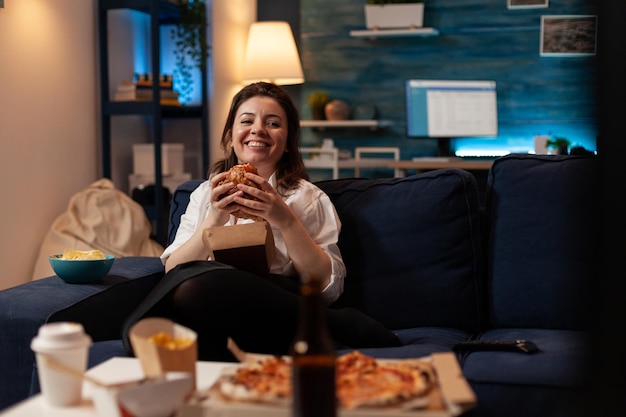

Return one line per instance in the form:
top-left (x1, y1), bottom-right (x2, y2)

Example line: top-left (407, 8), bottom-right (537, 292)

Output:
top-left (31, 322), bottom-right (92, 407)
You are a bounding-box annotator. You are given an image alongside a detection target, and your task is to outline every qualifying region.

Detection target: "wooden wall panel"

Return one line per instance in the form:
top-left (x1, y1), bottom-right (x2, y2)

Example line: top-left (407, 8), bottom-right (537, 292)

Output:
top-left (299, 0), bottom-right (598, 158)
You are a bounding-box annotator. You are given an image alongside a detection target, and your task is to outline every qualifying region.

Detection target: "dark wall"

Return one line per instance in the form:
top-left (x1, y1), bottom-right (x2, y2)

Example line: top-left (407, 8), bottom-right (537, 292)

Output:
top-left (257, 0), bottom-right (302, 106)
top-left (298, 0), bottom-right (598, 158)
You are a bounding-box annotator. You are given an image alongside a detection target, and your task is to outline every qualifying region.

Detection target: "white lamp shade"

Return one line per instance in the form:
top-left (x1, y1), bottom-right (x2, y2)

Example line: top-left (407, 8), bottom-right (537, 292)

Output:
top-left (242, 21), bottom-right (304, 85)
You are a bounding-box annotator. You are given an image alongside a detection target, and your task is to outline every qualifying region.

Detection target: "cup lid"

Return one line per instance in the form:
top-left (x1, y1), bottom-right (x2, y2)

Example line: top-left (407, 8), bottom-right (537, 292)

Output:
top-left (31, 322), bottom-right (92, 351)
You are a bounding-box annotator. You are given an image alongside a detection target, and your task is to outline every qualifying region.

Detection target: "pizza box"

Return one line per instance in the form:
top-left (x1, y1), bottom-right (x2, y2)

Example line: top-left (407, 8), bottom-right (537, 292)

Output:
top-left (179, 352), bottom-right (476, 417)
top-left (203, 221), bottom-right (275, 276)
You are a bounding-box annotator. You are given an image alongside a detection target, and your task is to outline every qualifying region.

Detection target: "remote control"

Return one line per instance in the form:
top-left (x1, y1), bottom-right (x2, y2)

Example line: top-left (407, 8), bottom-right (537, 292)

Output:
top-left (453, 339), bottom-right (539, 354)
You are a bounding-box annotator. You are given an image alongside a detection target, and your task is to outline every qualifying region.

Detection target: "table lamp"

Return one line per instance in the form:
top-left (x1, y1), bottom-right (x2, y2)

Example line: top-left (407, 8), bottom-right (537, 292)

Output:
top-left (242, 21), bottom-right (304, 85)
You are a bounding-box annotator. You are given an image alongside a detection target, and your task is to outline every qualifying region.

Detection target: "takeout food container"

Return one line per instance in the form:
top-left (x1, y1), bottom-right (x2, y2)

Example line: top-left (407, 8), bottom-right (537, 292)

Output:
top-left (129, 318), bottom-right (198, 390)
top-left (91, 372), bottom-right (193, 417)
top-left (203, 221), bottom-right (275, 276)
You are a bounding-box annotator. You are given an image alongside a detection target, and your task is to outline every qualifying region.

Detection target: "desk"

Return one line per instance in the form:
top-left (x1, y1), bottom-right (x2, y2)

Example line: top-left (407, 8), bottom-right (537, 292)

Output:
top-left (304, 158), bottom-right (398, 179)
top-left (304, 158), bottom-right (398, 170)
top-left (0, 358), bottom-right (232, 417)
top-left (389, 160), bottom-right (494, 177)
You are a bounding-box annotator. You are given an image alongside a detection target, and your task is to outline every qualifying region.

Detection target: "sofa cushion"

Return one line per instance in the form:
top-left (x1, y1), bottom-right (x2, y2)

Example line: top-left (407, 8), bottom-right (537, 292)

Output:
top-left (48, 257), bottom-right (165, 340)
top-left (316, 169), bottom-right (483, 333)
top-left (484, 154), bottom-right (598, 330)
top-left (461, 328), bottom-right (589, 387)
top-left (460, 327), bottom-right (590, 417)
top-left (338, 326), bottom-right (471, 359)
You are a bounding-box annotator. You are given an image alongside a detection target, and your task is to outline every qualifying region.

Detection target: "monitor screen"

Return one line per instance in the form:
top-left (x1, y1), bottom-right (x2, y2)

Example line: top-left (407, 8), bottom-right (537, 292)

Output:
top-left (405, 79), bottom-right (498, 138)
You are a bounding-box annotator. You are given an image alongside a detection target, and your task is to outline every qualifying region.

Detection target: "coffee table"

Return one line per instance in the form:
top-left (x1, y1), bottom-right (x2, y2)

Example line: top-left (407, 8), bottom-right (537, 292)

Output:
top-left (0, 357), bottom-right (233, 417)
top-left (2, 353), bottom-right (476, 417)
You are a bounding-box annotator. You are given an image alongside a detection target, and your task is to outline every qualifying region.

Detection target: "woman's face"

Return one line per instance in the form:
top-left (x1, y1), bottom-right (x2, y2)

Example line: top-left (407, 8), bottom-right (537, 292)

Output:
top-left (230, 96), bottom-right (288, 178)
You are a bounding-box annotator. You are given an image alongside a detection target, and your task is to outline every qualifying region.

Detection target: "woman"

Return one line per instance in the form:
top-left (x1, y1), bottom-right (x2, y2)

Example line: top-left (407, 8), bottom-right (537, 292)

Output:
top-left (123, 82), bottom-right (400, 361)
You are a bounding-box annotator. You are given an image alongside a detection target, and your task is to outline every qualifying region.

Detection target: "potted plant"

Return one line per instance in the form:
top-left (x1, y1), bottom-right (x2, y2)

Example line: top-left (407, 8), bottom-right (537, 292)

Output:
top-left (546, 135), bottom-right (571, 155)
top-left (171, 0), bottom-right (210, 104)
top-left (307, 91), bottom-right (330, 120)
top-left (365, 0), bottom-right (425, 30)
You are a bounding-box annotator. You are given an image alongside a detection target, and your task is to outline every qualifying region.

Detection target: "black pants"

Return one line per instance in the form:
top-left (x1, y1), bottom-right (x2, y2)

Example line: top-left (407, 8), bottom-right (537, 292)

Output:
top-left (122, 261), bottom-right (401, 361)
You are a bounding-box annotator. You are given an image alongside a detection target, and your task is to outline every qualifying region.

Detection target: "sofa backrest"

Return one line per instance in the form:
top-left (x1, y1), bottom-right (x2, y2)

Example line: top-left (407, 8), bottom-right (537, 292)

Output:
top-left (483, 154), bottom-right (598, 331)
top-left (168, 179), bottom-right (205, 245)
top-left (169, 170), bottom-right (484, 334)
top-left (316, 170), bottom-right (483, 333)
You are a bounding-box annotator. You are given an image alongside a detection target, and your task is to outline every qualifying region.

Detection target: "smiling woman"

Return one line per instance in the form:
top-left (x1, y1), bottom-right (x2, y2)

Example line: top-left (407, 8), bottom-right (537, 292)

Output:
top-left (120, 81), bottom-right (401, 363)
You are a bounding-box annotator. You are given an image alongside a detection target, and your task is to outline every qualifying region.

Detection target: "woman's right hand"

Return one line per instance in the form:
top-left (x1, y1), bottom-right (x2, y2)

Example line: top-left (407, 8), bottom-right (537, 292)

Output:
top-left (164, 172), bottom-right (239, 272)
top-left (204, 171), bottom-right (242, 226)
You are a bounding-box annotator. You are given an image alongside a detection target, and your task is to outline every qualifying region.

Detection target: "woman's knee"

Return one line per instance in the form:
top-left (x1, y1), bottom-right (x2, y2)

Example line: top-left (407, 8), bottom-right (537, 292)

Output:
top-left (171, 269), bottom-right (248, 305)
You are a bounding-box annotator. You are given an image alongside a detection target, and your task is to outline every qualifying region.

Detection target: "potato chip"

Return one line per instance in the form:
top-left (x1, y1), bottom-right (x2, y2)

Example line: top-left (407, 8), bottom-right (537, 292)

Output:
top-left (60, 249), bottom-right (107, 260)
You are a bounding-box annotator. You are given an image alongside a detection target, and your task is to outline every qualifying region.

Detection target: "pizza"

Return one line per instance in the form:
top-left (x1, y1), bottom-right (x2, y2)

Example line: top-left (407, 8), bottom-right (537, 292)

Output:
top-left (216, 351), bottom-right (435, 409)
top-left (336, 351), bottom-right (434, 409)
top-left (219, 355), bottom-right (290, 404)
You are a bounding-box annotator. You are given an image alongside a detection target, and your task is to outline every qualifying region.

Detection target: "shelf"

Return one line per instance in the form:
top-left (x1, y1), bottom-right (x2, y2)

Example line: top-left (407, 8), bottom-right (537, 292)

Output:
top-left (100, 0), bottom-right (181, 24)
top-left (98, 0), bottom-right (209, 245)
top-left (104, 101), bottom-right (203, 117)
top-left (300, 120), bottom-right (392, 130)
top-left (349, 27), bottom-right (439, 39)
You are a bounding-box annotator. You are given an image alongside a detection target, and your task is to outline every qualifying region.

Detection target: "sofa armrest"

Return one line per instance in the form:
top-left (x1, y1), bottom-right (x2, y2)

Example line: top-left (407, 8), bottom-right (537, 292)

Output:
top-left (0, 256), bottom-right (164, 411)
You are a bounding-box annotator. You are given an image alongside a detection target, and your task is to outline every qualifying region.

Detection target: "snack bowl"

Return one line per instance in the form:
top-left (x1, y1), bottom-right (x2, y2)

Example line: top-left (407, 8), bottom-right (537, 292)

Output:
top-left (91, 372), bottom-right (193, 417)
top-left (49, 254), bottom-right (115, 284)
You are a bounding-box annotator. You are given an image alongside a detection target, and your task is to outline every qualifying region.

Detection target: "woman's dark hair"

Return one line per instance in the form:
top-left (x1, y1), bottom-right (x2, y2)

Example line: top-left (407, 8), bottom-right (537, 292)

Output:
top-left (210, 82), bottom-right (308, 189)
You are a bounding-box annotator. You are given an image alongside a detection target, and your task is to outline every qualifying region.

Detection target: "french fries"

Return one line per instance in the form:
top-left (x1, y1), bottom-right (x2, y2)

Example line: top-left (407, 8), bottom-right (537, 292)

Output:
top-left (148, 331), bottom-right (193, 350)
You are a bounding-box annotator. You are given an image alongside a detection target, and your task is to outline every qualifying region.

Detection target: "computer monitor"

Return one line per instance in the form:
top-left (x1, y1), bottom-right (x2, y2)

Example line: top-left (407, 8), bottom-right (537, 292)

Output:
top-left (405, 79), bottom-right (498, 156)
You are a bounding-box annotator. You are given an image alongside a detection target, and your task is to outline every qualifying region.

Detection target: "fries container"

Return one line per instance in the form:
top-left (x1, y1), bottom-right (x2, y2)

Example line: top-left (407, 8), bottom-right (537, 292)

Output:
top-left (129, 317), bottom-right (198, 390)
top-left (203, 221), bottom-right (275, 276)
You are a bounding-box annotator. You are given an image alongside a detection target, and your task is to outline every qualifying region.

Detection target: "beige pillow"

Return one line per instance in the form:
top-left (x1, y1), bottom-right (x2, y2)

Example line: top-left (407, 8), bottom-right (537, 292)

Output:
top-left (32, 178), bottom-right (164, 280)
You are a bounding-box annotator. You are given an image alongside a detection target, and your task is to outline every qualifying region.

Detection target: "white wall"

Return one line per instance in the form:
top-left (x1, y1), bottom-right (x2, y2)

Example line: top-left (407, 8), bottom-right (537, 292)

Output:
top-left (210, 0), bottom-right (256, 165)
top-left (0, 0), bottom-right (99, 290)
top-left (0, 0), bottom-right (255, 290)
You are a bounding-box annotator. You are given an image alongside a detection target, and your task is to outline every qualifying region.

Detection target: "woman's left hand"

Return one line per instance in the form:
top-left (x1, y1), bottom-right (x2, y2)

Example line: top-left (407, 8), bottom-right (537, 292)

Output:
top-left (232, 172), bottom-right (297, 228)
top-left (234, 172), bottom-right (332, 285)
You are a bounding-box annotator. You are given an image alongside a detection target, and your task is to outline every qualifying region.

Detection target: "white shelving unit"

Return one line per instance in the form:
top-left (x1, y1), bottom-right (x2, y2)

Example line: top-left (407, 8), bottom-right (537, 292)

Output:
top-left (300, 121), bottom-right (398, 179)
top-left (349, 27), bottom-right (439, 39)
top-left (300, 120), bottom-right (393, 130)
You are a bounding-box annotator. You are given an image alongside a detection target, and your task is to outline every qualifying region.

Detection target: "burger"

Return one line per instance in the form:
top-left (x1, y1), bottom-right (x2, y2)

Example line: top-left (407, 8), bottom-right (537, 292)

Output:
top-left (218, 163), bottom-right (263, 220)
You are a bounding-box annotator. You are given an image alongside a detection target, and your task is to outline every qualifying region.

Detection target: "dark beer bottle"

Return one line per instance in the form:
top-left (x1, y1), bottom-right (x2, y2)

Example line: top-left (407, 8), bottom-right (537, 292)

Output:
top-left (290, 278), bottom-right (337, 417)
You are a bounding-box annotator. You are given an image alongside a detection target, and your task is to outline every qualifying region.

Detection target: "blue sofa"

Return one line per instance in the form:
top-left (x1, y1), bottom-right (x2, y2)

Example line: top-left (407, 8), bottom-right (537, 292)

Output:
top-left (0, 154), bottom-right (597, 416)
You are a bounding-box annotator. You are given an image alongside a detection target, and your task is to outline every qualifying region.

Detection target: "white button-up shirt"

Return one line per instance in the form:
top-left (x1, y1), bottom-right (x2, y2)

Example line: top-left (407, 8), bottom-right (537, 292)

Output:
top-left (161, 174), bottom-right (346, 303)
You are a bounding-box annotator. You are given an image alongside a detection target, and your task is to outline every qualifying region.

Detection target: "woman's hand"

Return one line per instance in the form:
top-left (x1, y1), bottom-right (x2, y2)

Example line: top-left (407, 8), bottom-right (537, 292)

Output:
top-left (232, 172), bottom-right (296, 227)
top-left (207, 172), bottom-right (246, 225)
top-left (234, 172), bottom-right (332, 285)
top-left (164, 172), bottom-right (246, 273)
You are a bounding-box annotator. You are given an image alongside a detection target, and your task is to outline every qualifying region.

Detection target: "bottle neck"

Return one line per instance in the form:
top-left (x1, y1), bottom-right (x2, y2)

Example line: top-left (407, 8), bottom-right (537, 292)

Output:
top-left (291, 279), bottom-right (335, 357)
top-left (299, 279), bottom-right (325, 329)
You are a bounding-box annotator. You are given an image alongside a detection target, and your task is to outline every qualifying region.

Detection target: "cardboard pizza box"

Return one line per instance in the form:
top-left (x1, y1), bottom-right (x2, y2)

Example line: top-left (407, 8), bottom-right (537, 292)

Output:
top-left (203, 221), bottom-right (275, 276)
top-left (179, 351), bottom-right (476, 417)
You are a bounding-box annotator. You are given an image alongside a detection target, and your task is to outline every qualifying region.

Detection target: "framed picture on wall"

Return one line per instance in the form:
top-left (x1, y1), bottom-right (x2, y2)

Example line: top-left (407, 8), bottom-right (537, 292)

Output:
top-left (508, 0), bottom-right (548, 9)
top-left (540, 15), bottom-right (597, 57)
